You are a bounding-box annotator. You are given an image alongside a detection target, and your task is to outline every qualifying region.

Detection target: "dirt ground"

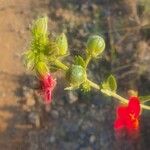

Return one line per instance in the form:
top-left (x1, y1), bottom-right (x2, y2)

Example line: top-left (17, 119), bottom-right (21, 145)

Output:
top-left (0, 0), bottom-right (50, 149)
top-left (0, 0), bottom-right (150, 150)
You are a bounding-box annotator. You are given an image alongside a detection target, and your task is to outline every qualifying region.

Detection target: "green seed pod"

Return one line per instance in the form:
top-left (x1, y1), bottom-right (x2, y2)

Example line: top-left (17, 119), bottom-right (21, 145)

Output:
top-left (67, 65), bottom-right (86, 87)
top-left (32, 16), bottom-right (48, 38)
top-left (55, 33), bottom-right (68, 56)
top-left (87, 35), bottom-right (105, 58)
top-left (36, 61), bottom-right (49, 77)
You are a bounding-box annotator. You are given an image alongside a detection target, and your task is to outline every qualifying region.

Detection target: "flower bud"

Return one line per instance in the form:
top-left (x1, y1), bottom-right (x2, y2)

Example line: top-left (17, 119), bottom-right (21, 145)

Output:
top-left (36, 61), bottom-right (49, 77)
top-left (32, 16), bottom-right (48, 38)
top-left (87, 35), bottom-right (105, 58)
top-left (55, 33), bottom-right (68, 56)
top-left (40, 73), bottom-right (56, 105)
top-left (67, 65), bottom-right (86, 87)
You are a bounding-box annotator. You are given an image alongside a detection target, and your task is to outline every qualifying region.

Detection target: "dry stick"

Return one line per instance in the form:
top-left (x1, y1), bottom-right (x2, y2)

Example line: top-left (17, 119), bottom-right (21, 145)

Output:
top-left (107, 13), bottom-right (115, 65)
top-left (112, 64), bottom-right (133, 72)
top-left (116, 70), bottom-right (137, 80)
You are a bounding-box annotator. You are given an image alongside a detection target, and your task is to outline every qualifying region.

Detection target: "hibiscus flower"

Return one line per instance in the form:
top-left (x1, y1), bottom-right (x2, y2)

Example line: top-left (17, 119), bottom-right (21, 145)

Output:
top-left (40, 73), bottom-right (56, 104)
top-left (114, 96), bottom-right (141, 132)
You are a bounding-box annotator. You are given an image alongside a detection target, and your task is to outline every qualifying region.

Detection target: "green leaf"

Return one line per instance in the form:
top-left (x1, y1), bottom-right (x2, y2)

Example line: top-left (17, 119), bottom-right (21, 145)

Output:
top-left (101, 75), bottom-right (117, 92)
top-left (24, 50), bottom-right (36, 69)
top-left (74, 56), bottom-right (86, 68)
top-left (38, 53), bottom-right (47, 62)
top-left (107, 75), bottom-right (117, 92)
top-left (26, 59), bottom-right (34, 70)
top-left (101, 81), bottom-right (109, 90)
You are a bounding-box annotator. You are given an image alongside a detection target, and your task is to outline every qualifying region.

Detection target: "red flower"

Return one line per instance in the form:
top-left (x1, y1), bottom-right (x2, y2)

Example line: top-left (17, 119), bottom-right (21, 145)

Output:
top-left (40, 73), bottom-right (56, 104)
top-left (114, 96), bottom-right (141, 132)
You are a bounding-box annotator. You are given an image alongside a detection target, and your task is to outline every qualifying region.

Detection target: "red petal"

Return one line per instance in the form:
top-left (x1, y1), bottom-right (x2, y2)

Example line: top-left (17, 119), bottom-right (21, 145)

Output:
top-left (43, 89), bottom-right (52, 104)
top-left (125, 117), bottom-right (139, 130)
top-left (40, 74), bottom-right (56, 89)
top-left (117, 106), bottom-right (128, 120)
top-left (114, 96), bottom-right (141, 133)
top-left (40, 73), bottom-right (56, 105)
top-left (114, 118), bottom-right (124, 129)
top-left (128, 96), bottom-right (140, 118)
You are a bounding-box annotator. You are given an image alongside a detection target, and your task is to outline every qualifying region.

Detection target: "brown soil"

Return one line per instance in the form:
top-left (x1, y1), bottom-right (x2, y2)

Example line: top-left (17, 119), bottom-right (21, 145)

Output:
top-left (0, 0), bottom-right (50, 149)
top-left (0, 0), bottom-right (150, 150)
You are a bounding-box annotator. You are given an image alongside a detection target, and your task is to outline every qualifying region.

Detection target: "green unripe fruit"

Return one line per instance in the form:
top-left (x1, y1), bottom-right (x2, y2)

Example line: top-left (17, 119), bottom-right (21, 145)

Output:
top-left (56, 33), bottom-right (68, 56)
top-left (36, 61), bottom-right (49, 77)
top-left (32, 16), bottom-right (48, 37)
top-left (87, 35), bottom-right (105, 58)
top-left (67, 65), bottom-right (86, 86)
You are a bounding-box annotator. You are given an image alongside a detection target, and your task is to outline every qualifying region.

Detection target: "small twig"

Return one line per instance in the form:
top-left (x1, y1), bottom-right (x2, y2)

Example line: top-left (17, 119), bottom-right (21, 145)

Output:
top-left (112, 64), bottom-right (133, 72)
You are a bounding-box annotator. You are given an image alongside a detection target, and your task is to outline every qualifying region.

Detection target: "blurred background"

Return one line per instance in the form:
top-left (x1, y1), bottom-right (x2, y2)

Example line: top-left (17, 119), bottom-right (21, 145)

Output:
top-left (0, 0), bottom-right (150, 149)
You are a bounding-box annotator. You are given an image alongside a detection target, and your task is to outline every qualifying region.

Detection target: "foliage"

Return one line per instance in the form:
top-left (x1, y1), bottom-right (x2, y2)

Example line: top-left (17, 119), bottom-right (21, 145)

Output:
top-left (24, 16), bottom-right (150, 111)
top-left (101, 75), bottom-right (117, 93)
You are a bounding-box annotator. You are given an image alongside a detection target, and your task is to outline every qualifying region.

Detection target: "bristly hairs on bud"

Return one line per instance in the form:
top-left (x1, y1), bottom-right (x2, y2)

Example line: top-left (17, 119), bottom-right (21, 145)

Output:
top-left (86, 35), bottom-right (105, 58)
top-left (55, 33), bottom-right (68, 56)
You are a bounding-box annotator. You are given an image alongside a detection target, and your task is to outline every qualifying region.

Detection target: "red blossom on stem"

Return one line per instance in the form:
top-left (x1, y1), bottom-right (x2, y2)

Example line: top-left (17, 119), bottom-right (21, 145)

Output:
top-left (114, 96), bottom-right (141, 132)
top-left (40, 73), bottom-right (56, 105)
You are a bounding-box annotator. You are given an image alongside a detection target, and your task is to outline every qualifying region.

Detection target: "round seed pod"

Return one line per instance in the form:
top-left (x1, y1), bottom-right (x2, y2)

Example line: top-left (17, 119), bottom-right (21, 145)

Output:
top-left (66, 65), bottom-right (86, 87)
top-left (87, 35), bottom-right (105, 58)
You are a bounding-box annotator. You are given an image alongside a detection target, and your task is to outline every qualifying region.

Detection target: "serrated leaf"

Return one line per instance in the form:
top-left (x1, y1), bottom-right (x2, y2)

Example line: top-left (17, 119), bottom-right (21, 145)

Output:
top-left (74, 56), bottom-right (86, 68)
top-left (107, 75), bottom-right (117, 92)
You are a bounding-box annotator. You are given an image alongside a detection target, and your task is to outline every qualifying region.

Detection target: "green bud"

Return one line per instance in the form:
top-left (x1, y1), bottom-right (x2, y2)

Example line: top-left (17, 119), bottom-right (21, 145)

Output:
top-left (32, 16), bottom-right (48, 38)
top-left (36, 61), bottom-right (49, 77)
top-left (67, 65), bottom-right (86, 87)
top-left (55, 33), bottom-right (68, 56)
top-left (87, 35), bottom-right (105, 58)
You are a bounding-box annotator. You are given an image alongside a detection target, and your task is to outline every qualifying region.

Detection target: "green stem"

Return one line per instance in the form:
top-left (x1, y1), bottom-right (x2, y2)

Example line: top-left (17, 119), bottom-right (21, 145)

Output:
top-left (87, 79), bottom-right (99, 89)
top-left (101, 89), bottom-right (128, 104)
top-left (54, 59), bottom-right (68, 71)
top-left (87, 79), bottom-right (150, 110)
top-left (85, 55), bottom-right (91, 68)
top-left (142, 99), bottom-right (150, 104)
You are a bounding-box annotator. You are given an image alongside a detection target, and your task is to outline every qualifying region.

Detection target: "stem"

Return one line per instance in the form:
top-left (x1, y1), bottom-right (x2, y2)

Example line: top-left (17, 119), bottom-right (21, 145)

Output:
top-left (142, 99), bottom-right (150, 104)
top-left (87, 79), bottom-right (150, 110)
top-left (87, 79), bottom-right (99, 89)
top-left (54, 60), bottom-right (68, 71)
top-left (85, 55), bottom-right (91, 68)
top-left (101, 89), bottom-right (128, 104)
